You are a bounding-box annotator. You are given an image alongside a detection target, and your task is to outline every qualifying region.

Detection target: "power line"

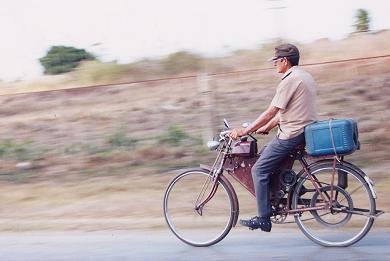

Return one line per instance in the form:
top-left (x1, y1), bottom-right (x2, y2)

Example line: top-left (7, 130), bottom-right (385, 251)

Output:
top-left (1, 54), bottom-right (390, 97)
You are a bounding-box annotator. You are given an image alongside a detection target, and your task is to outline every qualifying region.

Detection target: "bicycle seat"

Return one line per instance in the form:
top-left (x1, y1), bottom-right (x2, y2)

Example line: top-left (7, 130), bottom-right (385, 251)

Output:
top-left (289, 144), bottom-right (306, 159)
top-left (294, 144), bottom-right (305, 151)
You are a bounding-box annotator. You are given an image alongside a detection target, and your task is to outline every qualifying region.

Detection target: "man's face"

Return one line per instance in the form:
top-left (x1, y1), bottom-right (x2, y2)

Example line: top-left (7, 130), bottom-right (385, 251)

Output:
top-left (273, 57), bottom-right (288, 73)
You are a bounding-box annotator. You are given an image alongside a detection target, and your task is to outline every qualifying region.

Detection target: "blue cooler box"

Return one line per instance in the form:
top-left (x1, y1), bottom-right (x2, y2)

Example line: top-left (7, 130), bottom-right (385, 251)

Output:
top-left (305, 119), bottom-right (359, 157)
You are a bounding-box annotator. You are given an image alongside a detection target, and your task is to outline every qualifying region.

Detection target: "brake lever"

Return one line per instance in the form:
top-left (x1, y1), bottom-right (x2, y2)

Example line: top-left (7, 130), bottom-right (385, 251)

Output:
top-left (219, 130), bottom-right (232, 141)
top-left (248, 130), bottom-right (270, 141)
top-left (248, 133), bottom-right (258, 142)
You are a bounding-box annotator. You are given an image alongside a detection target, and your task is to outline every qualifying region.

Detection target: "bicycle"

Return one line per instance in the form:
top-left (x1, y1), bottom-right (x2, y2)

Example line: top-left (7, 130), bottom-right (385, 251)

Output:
top-left (163, 119), bottom-right (383, 247)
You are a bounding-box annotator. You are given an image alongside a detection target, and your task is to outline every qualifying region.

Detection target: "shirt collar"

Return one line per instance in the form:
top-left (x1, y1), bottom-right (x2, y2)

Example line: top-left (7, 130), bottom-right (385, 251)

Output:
top-left (281, 66), bottom-right (297, 80)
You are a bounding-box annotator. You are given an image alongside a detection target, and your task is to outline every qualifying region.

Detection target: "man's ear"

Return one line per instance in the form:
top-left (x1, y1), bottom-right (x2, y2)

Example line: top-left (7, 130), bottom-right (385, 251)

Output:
top-left (284, 58), bottom-right (292, 67)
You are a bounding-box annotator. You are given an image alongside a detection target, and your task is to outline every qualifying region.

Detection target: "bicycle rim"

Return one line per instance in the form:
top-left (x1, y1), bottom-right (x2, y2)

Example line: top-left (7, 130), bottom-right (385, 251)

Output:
top-left (163, 170), bottom-right (234, 247)
top-left (292, 163), bottom-right (375, 247)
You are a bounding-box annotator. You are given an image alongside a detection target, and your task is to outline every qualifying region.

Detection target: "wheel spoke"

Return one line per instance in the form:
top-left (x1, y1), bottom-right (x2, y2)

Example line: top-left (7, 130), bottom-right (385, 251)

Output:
top-left (337, 183), bottom-right (364, 204)
top-left (195, 175), bottom-right (213, 206)
top-left (292, 163), bottom-right (375, 247)
top-left (164, 170), bottom-right (235, 247)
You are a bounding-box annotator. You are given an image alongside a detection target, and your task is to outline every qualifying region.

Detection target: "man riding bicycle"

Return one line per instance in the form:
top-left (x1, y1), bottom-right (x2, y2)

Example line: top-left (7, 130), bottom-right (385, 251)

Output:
top-left (229, 43), bottom-right (318, 232)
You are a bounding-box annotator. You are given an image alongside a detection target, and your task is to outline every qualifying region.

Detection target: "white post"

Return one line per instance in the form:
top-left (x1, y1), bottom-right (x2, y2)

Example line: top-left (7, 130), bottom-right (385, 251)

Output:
top-left (197, 73), bottom-right (215, 144)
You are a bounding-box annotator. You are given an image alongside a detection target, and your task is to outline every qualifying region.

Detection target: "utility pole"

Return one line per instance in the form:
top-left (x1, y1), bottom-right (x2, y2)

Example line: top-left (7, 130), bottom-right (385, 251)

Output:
top-left (197, 73), bottom-right (215, 145)
top-left (266, 0), bottom-right (286, 40)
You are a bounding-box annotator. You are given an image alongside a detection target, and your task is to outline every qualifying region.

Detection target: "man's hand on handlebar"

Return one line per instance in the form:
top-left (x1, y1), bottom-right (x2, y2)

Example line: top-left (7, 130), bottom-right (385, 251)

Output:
top-left (229, 125), bottom-right (270, 140)
top-left (229, 127), bottom-right (247, 140)
top-left (255, 126), bottom-right (269, 135)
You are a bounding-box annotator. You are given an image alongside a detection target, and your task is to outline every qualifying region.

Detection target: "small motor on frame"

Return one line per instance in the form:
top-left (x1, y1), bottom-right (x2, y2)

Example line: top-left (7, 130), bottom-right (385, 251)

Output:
top-left (280, 169), bottom-right (297, 187)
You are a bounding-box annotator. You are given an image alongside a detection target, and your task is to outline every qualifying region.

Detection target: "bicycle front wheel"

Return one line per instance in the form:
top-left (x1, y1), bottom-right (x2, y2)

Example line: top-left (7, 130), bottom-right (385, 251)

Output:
top-left (163, 169), bottom-right (235, 247)
top-left (292, 162), bottom-right (375, 247)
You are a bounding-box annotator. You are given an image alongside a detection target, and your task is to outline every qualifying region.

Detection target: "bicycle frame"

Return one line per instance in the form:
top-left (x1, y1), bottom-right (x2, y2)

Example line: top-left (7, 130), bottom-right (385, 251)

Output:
top-left (283, 155), bottom-right (331, 215)
top-left (164, 122), bottom-right (383, 247)
top-left (198, 137), bottom-right (340, 218)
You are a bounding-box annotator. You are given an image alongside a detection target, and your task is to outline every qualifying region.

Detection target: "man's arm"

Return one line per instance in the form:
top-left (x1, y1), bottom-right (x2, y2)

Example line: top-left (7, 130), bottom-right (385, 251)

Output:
top-left (256, 114), bottom-right (280, 134)
top-left (229, 105), bottom-right (280, 139)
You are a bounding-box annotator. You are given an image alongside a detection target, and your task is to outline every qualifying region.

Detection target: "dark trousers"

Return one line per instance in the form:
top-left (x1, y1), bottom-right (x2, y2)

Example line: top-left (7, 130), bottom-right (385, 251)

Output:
top-left (251, 133), bottom-right (305, 217)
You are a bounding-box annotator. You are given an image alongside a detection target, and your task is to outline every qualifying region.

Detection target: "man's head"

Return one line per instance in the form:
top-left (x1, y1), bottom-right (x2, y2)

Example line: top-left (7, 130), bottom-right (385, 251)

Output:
top-left (269, 43), bottom-right (300, 73)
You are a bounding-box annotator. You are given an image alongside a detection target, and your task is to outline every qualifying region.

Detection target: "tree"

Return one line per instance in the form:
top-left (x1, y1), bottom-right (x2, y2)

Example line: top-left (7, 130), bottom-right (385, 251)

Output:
top-left (39, 46), bottom-right (95, 75)
top-left (354, 9), bottom-right (370, 33)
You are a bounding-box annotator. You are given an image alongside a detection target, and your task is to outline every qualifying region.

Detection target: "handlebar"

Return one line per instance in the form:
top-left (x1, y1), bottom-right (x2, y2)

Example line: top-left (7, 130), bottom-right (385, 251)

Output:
top-left (219, 130), bottom-right (262, 142)
top-left (220, 130), bottom-right (231, 136)
top-left (219, 120), bottom-right (268, 142)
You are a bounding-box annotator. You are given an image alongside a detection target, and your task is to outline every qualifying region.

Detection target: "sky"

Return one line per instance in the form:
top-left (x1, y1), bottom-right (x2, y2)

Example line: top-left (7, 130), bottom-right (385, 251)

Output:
top-left (0, 0), bottom-right (389, 81)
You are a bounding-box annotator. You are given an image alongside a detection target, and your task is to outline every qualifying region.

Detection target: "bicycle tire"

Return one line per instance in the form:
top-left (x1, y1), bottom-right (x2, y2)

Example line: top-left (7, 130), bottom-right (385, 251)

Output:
top-left (292, 162), bottom-right (375, 247)
top-left (163, 169), bottom-right (236, 247)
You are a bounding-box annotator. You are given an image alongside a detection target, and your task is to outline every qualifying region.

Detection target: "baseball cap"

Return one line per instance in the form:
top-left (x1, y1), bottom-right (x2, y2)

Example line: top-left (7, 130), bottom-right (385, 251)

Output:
top-left (268, 43), bottom-right (300, 62)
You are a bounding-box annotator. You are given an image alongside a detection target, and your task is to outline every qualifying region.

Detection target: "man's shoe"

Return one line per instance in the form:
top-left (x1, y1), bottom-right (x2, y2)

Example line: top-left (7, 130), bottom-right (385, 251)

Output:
top-left (239, 216), bottom-right (272, 232)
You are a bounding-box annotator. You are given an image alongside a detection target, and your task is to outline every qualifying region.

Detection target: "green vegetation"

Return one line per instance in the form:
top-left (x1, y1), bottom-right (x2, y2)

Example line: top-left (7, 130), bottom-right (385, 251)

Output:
top-left (107, 127), bottom-right (138, 149)
top-left (161, 51), bottom-right (202, 74)
top-left (74, 61), bottom-right (137, 83)
top-left (354, 9), bottom-right (370, 33)
top-left (158, 124), bottom-right (189, 146)
top-left (0, 139), bottom-right (37, 161)
top-left (40, 46), bottom-right (95, 75)
top-left (158, 124), bottom-right (202, 148)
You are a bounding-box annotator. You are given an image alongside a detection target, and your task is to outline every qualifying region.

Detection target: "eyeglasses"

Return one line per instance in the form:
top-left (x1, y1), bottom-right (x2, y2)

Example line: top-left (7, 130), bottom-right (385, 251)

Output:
top-left (273, 57), bottom-right (285, 65)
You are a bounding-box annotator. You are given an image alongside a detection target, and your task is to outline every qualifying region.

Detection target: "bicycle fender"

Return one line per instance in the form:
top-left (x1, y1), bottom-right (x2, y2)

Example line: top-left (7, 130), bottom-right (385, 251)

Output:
top-left (199, 164), bottom-right (212, 172)
top-left (340, 160), bottom-right (377, 199)
top-left (220, 174), bottom-right (240, 227)
top-left (296, 159), bottom-right (377, 199)
top-left (199, 164), bottom-right (240, 227)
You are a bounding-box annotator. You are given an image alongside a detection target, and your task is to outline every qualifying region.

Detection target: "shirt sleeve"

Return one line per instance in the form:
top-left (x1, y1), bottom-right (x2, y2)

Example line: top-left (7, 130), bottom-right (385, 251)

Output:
top-left (271, 80), bottom-right (301, 110)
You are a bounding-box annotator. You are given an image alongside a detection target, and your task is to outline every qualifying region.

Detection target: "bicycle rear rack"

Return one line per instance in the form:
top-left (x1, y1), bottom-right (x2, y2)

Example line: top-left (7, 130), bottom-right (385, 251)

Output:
top-left (332, 207), bottom-right (385, 218)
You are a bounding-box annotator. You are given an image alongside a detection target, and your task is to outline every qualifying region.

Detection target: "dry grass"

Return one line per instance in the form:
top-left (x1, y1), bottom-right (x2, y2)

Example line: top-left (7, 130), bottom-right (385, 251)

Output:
top-left (0, 32), bottom-right (389, 231)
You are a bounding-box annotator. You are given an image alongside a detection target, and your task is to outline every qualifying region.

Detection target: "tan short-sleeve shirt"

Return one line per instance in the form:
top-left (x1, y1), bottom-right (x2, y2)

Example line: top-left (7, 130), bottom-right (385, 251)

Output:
top-left (271, 66), bottom-right (318, 140)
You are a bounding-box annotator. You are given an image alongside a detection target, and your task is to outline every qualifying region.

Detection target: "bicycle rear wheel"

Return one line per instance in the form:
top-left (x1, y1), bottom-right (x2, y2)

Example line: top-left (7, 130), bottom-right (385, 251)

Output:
top-left (292, 162), bottom-right (375, 247)
top-left (163, 169), bottom-right (235, 247)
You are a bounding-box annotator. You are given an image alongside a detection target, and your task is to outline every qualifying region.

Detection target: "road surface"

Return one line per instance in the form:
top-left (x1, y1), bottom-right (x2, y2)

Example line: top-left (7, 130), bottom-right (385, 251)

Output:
top-left (0, 227), bottom-right (389, 260)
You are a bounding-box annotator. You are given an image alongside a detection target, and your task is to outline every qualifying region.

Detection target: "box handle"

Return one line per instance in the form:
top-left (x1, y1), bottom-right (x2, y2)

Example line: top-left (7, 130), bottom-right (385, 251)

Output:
top-left (354, 125), bottom-right (360, 150)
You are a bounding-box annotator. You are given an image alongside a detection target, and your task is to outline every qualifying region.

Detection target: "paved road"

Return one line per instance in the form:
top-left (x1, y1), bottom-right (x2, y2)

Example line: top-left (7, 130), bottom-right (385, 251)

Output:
top-left (0, 227), bottom-right (389, 261)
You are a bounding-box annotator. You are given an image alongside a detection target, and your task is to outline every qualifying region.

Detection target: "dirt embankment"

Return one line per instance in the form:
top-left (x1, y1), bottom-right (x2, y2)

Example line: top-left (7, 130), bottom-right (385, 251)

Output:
top-left (0, 33), bottom-right (389, 230)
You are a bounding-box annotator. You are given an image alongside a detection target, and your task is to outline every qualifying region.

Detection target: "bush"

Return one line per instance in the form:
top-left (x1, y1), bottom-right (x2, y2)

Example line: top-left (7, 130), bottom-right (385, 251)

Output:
top-left (107, 128), bottom-right (138, 149)
top-left (0, 139), bottom-right (37, 161)
top-left (39, 46), bottom-right (95, 75)
top-left (158, 125), bottom-right (189, 146)
top-left (158, 124), bottom-right (202, 147)
top-left (161, 51), bottom-right (202, 74)
top-left (73, 61), bottom-right (127, 83)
